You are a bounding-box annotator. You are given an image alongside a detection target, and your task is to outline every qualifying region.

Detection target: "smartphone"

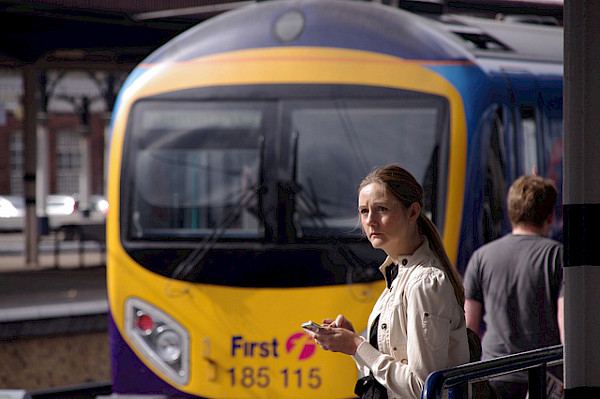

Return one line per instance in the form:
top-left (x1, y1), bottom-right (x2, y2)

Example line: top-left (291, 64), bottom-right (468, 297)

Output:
top-left (301, 320), bottom-right (322, 332)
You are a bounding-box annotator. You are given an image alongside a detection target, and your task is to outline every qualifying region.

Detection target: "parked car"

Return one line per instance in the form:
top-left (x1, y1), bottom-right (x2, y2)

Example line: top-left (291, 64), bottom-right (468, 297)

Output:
top-left (0, 194), bottom-right (107, 232)
top-left (45, 194), bottom-right (77, 216)
top-left (90, 195), bottom-right (110, 217)
top-left (45, 194), bottom-right (79, 229)
top-left (0, 195), bottom-right (25, 232)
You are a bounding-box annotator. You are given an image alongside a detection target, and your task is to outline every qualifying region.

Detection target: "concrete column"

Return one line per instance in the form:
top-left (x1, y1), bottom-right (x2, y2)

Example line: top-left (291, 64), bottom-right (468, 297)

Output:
top-left (22, 64), bottom-right (38, 266)
top-left (36, 113), bottom-right (48, 219)
top-left (563, 1), bottom-right (600, 396)
top-left (79, 131), bottom-right (91, 218)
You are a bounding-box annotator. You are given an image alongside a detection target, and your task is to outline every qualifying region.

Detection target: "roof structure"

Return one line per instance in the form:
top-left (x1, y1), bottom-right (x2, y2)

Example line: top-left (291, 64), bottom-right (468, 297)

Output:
top-left (0, 0), bottom-right (248, 69)
top-left (0, 0), bottom-right (562, 70)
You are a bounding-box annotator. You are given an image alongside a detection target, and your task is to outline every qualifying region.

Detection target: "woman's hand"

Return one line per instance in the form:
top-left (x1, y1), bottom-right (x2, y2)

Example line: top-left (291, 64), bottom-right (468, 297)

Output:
top-left (303, 314), bottom-right (363, 356)
top-left (329, 314), bottom-right (356, 332)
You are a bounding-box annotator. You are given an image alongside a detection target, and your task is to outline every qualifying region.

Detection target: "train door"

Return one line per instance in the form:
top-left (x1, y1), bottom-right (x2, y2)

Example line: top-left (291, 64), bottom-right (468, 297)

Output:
top-left (482, 68), bottom-right (546, 246)
top-left (457, 103), bottom-right (510, 274)
top-left (482, 107), bottom-right (508, 244)
top-left (502, 68), bottom-right (564, 242)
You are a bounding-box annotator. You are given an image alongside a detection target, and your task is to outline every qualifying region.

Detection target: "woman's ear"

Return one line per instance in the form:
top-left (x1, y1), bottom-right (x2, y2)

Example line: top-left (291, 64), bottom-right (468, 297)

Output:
top-left (408, 202), bottom-right (421, 223)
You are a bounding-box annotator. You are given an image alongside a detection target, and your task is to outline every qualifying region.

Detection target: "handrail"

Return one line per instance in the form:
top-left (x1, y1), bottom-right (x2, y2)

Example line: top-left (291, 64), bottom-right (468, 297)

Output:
top-left (422, 344), bottom-right (563, 399)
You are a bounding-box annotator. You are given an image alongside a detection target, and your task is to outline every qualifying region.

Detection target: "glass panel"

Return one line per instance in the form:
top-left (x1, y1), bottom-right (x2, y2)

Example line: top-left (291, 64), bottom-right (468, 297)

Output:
top-left (288, 98), bottom-right (447, 237)
top-left (127, 102), bottom-right (265, 239)
top-left (521, 105), bottom-right (538, 175)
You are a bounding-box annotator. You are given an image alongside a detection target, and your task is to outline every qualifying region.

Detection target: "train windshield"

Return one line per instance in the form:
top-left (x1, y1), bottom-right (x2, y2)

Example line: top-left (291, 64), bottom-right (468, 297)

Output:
top-left (123, 95), bottom-right (448, 241)
top-left (125, 101), bottom-right (267, 239)
top-left (287, 99), bottom-right (447, 237)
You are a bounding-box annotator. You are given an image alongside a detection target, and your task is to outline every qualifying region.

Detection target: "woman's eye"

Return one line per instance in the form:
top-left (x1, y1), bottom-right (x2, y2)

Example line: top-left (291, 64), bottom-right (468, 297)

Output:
top-left (359, 209), bottom-right (368, 214)
top-left (378, 206), bottom-right (388, 212)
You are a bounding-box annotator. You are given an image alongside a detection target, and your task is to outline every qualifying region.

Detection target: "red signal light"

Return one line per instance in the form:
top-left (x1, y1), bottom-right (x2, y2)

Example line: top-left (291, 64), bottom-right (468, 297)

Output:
top-left (135, 313), bottom-right (154, 334)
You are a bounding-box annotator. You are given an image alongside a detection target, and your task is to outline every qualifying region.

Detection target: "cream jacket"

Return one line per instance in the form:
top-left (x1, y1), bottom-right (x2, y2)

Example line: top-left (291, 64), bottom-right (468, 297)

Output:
top-left (352, 239), bottom-right (470, 399)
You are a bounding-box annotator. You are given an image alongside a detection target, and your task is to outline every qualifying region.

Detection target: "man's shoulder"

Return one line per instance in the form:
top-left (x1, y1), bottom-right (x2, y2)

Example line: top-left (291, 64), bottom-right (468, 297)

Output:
top-left (469, 234), bottom-right (562, 269)
top-left (472, 234), bottom-right (514, 254)
top-left (480, 233), bottom-right (561, 249)
top-left (468, 234), bottom-right (526, 267)
top-left (511, 234), bottom-right (563, 250)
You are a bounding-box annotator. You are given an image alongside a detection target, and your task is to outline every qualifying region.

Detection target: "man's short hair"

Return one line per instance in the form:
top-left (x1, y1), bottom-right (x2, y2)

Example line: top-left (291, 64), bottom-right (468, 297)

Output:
top-left (507, 175), bottom-right (557, 228)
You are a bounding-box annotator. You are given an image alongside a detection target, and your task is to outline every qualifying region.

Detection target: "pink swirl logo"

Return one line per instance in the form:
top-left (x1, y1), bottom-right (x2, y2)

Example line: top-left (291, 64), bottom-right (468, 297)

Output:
top-left (286, 332), bottom-right (316, 360)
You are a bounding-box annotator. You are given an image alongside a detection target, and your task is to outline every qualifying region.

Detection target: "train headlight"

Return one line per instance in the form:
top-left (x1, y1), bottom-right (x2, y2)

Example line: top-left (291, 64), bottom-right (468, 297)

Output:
top-left (273, 9), bottom-right (305, 43)
top-left (155, 327), bottom-right (182, 363)
top-left (125, 297), bottom-right (190, 385)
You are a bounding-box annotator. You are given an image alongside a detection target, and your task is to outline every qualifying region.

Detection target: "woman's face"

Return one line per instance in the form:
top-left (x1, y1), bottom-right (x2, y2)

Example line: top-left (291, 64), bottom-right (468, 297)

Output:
top-left (358, 182), bottom-right (419, 258)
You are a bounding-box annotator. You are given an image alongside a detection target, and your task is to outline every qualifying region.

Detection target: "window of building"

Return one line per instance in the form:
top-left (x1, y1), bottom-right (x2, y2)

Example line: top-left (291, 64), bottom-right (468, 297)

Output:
top-left (9, 131), bottom-right (23, 195)
top-left (56, 130), bottom-right (81, 194)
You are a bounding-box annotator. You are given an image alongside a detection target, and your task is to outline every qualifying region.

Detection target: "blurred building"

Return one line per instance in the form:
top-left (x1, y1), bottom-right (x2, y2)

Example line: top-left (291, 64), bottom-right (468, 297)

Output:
top-left (0, 69), bottom-right (125, 197)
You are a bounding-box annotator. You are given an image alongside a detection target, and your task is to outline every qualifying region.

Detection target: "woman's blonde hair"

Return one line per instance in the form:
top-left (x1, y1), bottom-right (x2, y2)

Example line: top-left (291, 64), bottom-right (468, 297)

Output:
top-left (359, 165), bottom-right (465, 307)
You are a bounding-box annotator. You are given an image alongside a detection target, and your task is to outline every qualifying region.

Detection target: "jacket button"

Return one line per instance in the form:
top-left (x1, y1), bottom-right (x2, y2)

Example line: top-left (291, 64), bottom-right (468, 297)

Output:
top-left (402, 258), bottom-right (408, 266)
top-left (401, 359), bottom-right (408, 364)
top-left (381, 323), bottom-right (387, 330)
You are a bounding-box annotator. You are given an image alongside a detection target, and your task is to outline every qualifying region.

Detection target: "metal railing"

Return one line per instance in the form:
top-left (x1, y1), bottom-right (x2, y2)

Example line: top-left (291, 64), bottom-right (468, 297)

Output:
top-left (53, 222), bottom-right (106, 268)
top-left (422, 344), bottom-right (563, 399)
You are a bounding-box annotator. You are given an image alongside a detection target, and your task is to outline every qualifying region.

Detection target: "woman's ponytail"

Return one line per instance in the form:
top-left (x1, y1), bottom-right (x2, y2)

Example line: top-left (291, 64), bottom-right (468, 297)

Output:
top-left (418, 213), bottom-right (465, 307)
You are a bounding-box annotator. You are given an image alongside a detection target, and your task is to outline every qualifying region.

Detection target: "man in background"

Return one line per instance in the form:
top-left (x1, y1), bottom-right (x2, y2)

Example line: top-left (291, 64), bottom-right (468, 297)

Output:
top-left (463, 175), bottom-right (564, 399)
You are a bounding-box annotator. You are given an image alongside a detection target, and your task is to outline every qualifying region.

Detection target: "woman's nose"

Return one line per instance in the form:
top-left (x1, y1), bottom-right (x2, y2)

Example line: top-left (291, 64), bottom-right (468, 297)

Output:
top-left (365, 211), bottom-right (375, 225)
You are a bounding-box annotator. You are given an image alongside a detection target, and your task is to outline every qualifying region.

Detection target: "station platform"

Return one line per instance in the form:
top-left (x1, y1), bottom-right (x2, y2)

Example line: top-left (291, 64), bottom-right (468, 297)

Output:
top-left (0, 266), bottom-right (108, 337)
top-left (0, 232), bottom-right (108, 334)
top-left (0, 233), bottom-right (111, 391)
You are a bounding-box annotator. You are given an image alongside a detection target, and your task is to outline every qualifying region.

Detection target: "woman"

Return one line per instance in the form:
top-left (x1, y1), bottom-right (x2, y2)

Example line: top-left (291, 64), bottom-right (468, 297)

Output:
top-left (304, 165), bottom-right (469, 399)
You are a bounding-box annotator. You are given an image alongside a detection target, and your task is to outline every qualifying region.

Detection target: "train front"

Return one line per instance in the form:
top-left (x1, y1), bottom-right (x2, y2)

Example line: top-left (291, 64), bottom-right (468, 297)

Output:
top-left (106, 1), bottom-right (471, 397)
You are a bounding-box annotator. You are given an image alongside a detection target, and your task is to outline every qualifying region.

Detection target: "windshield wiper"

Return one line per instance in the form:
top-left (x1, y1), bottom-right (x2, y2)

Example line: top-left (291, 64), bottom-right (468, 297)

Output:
top-left (295, 178), bottom-right (328, 227)
top-left (288, 131), bottom-right (327, 227)
top-left (294, 182), bottom-right (377, 282)
top-left (171, 135), bottom-right (265, 280)
top-left (289, 131), bottom-right (376, 282)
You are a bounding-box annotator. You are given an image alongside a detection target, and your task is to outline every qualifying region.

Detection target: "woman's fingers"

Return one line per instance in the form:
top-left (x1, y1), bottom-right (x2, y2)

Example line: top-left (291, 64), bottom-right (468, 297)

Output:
top-left (302, 328), bottom-right (318, 338)
top-left (335, 314), bottom-right (355, 332)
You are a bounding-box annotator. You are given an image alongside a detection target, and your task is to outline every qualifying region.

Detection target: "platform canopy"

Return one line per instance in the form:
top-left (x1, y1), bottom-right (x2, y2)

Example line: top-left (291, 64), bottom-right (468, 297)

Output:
top-left (0, 0), bottom-right (252, 69)
top-left (0, 0), bottom-right (562, 70)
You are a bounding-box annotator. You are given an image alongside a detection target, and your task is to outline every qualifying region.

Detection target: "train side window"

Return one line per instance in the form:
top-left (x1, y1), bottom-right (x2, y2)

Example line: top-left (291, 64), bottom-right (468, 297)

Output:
top-left (520, 105), bottom-right (539, 175)
top-left (483, 110), bottom-right (508, 244)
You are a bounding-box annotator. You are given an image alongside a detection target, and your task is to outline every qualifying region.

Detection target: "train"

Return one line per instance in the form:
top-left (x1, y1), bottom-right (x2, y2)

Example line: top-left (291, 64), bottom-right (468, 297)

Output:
top-left (106, 0), bottom-right (563, 397)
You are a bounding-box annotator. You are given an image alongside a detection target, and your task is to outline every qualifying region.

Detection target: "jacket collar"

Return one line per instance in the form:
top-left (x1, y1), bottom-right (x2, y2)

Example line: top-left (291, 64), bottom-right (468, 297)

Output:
top-left (379, 236), bottom-right (431, 274)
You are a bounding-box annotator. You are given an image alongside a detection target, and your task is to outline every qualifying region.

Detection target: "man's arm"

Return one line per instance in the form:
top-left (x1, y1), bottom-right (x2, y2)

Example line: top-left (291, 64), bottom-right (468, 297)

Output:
top-left (465, 298), bottom-right (483, 333)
